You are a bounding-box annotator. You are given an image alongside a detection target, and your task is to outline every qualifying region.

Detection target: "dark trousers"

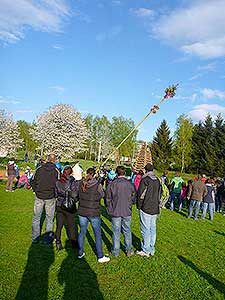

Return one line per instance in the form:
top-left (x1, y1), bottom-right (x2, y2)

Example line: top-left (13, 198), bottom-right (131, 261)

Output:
top-left (55, 207), bottom-right (78, 242)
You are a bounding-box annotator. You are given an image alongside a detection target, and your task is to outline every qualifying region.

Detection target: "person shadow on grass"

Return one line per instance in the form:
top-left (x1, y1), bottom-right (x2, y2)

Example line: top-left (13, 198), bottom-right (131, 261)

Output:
top-left (58, 240), bottom-right (104, 300)
top-left (15, 240), bottom-right (55, 300)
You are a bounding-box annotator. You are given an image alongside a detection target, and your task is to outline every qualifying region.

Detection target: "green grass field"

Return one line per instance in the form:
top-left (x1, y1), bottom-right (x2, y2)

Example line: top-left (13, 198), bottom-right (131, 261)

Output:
top-left (0, 182), bottom-right (225, 300)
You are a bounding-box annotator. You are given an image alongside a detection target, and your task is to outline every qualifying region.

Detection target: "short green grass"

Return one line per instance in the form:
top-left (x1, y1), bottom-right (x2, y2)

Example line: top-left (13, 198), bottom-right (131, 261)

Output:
top-left (0, 182), bottom-right (225, 300)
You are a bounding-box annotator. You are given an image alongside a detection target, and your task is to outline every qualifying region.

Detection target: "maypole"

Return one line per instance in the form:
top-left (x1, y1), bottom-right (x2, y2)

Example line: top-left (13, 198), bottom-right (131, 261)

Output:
top-left (101, 84), bottom-right (178, 166)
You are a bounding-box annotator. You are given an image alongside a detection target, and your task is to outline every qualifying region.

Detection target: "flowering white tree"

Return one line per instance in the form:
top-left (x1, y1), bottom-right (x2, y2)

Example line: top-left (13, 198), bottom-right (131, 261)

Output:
top-left (0, 109), bottom-right (23, 156)
top-left (30, 104), bottom-right (88, 159)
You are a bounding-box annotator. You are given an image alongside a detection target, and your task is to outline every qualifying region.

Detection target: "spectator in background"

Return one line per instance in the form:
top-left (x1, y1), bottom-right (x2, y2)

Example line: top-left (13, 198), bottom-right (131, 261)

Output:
top-left (30, 154), bottom-right (59, 244)
top-left (106, 166), bottom-right (136, 257)
top-left (160, 171), bottom-right (169, 187)
top-left (170, 172), bottom-right (184, 211)
top-left (6, 159), bottom-right (16, 192)
top-left (17, 173), bottom-right (29, 189)
top-left (187, 175), bottom-right (208, 220)
top-left (201, 179), bottom-right (215, 220)
top-left (107, 167), bottom-right (117, 186)
top-left (134, 170), bottom-right (144, 191)
top-left (55, 157), bottom-right (62, 173)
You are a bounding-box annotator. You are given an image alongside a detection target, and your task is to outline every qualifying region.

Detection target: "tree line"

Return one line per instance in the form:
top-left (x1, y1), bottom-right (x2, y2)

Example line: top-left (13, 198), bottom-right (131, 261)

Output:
top-left (0, 105), bottom-right (224, 176)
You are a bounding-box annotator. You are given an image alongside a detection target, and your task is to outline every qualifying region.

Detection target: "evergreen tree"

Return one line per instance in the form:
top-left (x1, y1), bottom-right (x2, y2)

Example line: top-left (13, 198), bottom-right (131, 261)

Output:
top-left (151, 119), bottom-right (172, 171)
top-left (213, 114), bottom-right (225, 176)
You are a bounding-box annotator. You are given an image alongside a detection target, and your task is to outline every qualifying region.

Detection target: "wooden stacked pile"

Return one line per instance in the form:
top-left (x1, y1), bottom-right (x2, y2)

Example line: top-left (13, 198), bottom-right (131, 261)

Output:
top-left (135, 142), bottom-right (152, 171)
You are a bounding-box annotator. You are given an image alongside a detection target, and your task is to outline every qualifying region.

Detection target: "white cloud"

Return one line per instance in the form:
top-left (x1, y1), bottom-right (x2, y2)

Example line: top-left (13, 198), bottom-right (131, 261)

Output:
top-left (189, 74), bottom-right (203, 81)
top-left (0, 96), bottom-right (20, 104)
top-left (201, 88), bottom-right (225, 100)
top-left (189, 104), bottom-right (225, 121)
top-left (50, 85), bottom-right (65, 92)
top-left (0, 0), bottom-right (70, 43)
top-left (131, 8), bottom-right (155, 18)
top-left (152, 0), bottom-right (225, 59)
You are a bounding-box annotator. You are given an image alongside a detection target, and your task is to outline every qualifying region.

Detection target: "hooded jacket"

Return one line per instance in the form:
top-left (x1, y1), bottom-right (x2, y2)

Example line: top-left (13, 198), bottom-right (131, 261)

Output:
top-left (137, 171), bottom-right (161, 215)
top-left (55, 176), bottom-right (80, 207)
top-left (30, 162), bottom-right (60, 199)
top-left (78, 178), bottom-right (104, 217)
top-left (106, 176), bottom-right (136, 217)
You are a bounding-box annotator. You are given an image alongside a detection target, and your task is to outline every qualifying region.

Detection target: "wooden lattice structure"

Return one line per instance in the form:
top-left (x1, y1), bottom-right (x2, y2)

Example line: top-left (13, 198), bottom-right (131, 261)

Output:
top-left (135, 143), bottom-right (152, 171)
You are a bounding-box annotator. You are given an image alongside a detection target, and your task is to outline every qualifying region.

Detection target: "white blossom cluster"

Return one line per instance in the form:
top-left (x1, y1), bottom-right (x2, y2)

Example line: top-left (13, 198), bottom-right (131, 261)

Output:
top-left (30, 104), bottom-right (88, 159)
top-left (0, 109), bottom-right (23, 156)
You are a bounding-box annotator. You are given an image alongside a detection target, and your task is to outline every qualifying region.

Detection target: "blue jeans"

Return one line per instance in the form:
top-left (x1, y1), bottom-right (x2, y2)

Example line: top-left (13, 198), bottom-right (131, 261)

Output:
top-left (78, 215), bottom-right (103, 259)
top-left (111, 216), bottom-right (132, 256)
top-left (140, 210), bottom-right (157, 255)
top-left (188, 200), bottom-right (201, 219)
top-left (201, 202), bottom-right (214, 220)
top-left (170, 192), bottom-right (182, 211)
top-left (32, 197), bottom-right (56, 241)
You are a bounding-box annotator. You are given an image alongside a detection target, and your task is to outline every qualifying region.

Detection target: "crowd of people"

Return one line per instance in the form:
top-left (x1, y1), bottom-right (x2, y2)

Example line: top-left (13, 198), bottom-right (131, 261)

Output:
top-left (4, 154), bottom-right (225, 262)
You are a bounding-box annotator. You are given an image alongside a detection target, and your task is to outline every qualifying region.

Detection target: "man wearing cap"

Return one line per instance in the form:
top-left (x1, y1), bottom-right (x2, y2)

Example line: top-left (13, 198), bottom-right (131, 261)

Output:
top-left (31, 154), bottom-right (60, 244)
top-left (136, 163), bottom-right (161, 257)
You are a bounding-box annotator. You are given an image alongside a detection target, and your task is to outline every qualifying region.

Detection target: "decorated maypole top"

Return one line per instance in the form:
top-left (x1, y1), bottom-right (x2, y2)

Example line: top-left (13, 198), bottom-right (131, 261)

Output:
top-left (101, 84), bottom-right (178, 166)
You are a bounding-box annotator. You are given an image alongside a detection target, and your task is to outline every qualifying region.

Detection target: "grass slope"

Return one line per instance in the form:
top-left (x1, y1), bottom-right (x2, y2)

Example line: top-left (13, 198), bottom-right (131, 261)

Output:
top-left (0, 183), bottom-right (225, 300)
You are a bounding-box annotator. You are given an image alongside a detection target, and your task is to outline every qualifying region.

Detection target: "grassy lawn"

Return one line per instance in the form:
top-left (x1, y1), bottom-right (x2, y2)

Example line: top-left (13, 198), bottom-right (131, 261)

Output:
top-left (0, 182), bottom-right (225, 300)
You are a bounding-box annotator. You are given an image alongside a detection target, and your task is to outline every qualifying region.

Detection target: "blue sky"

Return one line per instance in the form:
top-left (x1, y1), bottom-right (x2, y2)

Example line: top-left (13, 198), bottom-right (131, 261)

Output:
top-left (0, 0), bottom-right (225, 141)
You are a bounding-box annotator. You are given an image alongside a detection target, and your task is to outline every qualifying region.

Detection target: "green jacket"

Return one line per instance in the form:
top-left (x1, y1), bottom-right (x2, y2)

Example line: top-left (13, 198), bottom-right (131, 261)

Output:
top-left (171, 176), bottom-right (184, 193)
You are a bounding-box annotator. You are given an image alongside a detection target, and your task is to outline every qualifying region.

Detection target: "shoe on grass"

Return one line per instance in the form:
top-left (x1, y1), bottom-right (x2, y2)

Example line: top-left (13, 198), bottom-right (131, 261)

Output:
top-left (78, 253), bottom-right (85, 259)
top-left (98, 256), bottom-right (110, 263)
top-left (56, 241), bottom-right (63, 251)
top-left (43, 231), bottom-right (54, 244)
top-left (32, 237), bottom-right (39, 245)
top-left (126, 251), bottom-right (134, 257)
top-left (136, 250), bottom-right (149, 257)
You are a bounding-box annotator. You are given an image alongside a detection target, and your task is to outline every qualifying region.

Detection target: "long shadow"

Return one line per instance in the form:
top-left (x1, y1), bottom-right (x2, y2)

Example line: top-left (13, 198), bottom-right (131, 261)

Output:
top-left (58, 240), bottom-right (104, 300)
top-left (16, 241), bottom-right (54, 300)
top-left (178, 255), bottom-right (225, 296)
top-left (214, 230), bottom-right (225, 237)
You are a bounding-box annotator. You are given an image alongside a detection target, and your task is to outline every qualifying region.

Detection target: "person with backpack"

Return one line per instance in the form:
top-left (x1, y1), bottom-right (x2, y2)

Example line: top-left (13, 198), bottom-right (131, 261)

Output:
top-left (55, 166), bottom-right (79, 251)
top-left (77, 168), bottom-right (110, 263)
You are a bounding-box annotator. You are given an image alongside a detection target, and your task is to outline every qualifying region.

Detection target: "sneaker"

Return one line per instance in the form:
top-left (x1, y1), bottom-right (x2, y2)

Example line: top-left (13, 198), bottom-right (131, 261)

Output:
top-left (32, 237), bottom-right (39, 245)
top-left (136, 250), bottom-right (149, 257)
top-left (56, 241), bottom-right (63, 251)
top-left (43, 232), bottom-right (54, 244)
top-left (78, 252), bottom-right (85, 259)
top-left (126, 251), bottom-right (134, 257)
top-left (98, 256), bottom-right (110, 263)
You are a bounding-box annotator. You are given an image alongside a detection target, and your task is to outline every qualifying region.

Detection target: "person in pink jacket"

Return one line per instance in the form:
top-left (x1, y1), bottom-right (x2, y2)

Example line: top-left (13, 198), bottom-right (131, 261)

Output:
top-left (134, 170), bottom-right (144, 191)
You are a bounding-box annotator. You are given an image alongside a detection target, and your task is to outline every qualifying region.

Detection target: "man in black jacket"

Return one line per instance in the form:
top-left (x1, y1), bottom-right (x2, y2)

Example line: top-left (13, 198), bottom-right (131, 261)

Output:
top-left (106, 166), bottom-right (136, 257)
top-left (31, 154), bottom-right (60, 244)
top-left (136, 163), bottom-right (161, 257)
